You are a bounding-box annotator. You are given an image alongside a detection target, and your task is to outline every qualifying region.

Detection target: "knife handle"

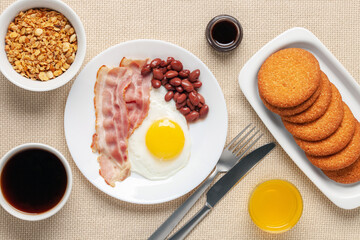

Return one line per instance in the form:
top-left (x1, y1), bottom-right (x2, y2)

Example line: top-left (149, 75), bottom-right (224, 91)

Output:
top-left (168, 203), bottom-right (212, 240)
top-left (148, 168), bottom-right (218, 240)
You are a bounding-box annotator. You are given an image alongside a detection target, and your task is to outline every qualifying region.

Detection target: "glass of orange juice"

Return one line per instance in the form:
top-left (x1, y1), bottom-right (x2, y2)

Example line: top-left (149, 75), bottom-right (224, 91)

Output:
top-left (248, 179), bottom-right (303, 233)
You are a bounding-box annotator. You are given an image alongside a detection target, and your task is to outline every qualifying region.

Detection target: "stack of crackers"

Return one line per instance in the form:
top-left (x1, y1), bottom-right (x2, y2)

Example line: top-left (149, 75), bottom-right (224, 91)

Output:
top-left (258, 48), bottom-right (360, 184)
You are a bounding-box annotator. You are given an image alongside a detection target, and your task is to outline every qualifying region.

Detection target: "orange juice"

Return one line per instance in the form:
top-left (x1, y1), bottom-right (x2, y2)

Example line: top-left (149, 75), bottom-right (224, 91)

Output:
top-left (248, 179), bottom-right (303, 233)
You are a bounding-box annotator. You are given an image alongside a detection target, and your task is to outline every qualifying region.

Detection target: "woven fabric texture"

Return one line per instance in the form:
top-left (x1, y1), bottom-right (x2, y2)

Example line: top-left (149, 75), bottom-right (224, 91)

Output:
top-left (1, 0), bottom-right (360, 239)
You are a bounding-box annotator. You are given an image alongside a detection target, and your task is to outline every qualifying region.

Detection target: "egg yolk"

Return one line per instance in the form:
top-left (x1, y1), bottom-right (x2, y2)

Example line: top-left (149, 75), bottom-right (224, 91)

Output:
top-left (145, 119), bottom-right (185, 161)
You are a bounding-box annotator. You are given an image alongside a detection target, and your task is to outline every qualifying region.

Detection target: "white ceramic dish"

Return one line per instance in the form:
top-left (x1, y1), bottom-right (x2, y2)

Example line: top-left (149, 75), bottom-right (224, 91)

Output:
top-left (0, 0), bottom-right (86, 91)
top-left (238, 27), bottom-right (360, 209)
top-left (64, 39), bottom-right (228, 204)
top-left (0, 143), bottom-right (72, 221)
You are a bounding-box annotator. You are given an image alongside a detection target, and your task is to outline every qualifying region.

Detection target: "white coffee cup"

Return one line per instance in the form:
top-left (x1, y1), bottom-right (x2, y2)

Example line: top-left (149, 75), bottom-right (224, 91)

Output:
top-left (0, 143), bottom-right (72, 221)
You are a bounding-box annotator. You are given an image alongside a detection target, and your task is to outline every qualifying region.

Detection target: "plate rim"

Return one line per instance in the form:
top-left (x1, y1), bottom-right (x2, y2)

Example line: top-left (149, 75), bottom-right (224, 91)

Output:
top-left (64, 39), bottom-right (228, 204)
top-left (238, 27), bottom-right (360, 209)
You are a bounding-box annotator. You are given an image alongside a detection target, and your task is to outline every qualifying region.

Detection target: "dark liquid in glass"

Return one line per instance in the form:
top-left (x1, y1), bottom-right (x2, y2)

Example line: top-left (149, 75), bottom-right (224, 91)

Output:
top-left (0, 149), bottom-right (67, 213)
top-left (211, 20), bottom-right (238, 46)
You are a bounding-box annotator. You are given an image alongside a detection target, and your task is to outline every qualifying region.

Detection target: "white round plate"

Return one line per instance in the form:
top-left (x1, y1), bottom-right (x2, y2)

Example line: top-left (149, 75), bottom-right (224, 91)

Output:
top-left (64, 40), bottom-right (228, 204)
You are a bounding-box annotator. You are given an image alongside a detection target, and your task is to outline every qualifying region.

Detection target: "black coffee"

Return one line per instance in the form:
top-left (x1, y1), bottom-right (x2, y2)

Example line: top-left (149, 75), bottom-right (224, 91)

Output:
top-left (0, 148), bottom-right (67, 213)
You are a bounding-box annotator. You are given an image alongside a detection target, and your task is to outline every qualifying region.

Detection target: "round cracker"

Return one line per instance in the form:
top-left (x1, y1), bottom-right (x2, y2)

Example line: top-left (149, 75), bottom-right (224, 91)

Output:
top-left (282, 72), bottom-right (332, 123)
top-left (295, 103), bottom-right (356, 156)
top-left (261, 82), bottom-right (321, 117)
top-left (258, 48), bottom-right (321, 108)
top-left (323, 156), bottom-right (360, 184)
top-left (282, 83), bottom-right (343, 141)
top-left (307, 122), bottom-right (360, 171)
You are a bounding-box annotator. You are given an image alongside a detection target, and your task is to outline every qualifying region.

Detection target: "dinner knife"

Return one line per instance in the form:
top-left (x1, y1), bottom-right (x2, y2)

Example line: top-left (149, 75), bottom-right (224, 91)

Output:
top-left (168, 142), bottom-right (276, 240)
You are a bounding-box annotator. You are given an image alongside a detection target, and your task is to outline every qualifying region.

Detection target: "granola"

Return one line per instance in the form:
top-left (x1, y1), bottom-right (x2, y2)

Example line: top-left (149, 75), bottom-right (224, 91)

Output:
top-left (4, 8), bottom-right (78, 81)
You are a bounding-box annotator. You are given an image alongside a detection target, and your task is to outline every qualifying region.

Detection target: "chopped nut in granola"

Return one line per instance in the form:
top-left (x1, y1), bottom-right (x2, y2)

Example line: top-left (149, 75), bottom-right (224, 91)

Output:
top-left (38, 72), bottom-right (49, 81)
top-left (4, 8), bottom-right (78, 81)
top-left (34, 28), bottom-right (43, 36)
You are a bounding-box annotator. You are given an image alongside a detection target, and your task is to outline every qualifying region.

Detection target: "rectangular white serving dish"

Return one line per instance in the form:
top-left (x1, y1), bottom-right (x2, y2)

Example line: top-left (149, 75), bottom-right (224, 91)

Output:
top-left (238, 27), bottom-right (360, 209)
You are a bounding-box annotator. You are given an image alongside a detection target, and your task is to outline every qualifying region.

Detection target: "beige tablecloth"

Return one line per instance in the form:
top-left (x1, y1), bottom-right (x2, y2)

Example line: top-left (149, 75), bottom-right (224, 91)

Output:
top-left (1, 0), bottom-right (360, 239)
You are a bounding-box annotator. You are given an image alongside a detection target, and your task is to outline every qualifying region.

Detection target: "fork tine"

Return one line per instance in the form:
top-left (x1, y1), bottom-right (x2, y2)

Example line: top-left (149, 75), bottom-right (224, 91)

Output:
top-left (231, 129), bottom-right (260, 154)
top-left (228, 126), bottom-right (255, 151)
top-left (234, 133), bottom-right (264, 159)
top-left (228, 126), bottom-right (256, 151)
top-left (225, 124), bottom-right (252, 150)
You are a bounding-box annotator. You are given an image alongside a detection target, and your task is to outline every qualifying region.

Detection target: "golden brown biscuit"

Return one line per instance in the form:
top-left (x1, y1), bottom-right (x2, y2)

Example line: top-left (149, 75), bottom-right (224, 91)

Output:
top-left (282, 83), bottom-right (343, 141)
top-left (307, 122), bottom-right (360, 171)
top-left (295, 103), bottom-right (356, 156)
top-left (258, 48), bottom-right (321, 108)
top-left (282, 72), bottom-right (332, 123)
top-left (323, 156), bottom-right (360, 184)
top-left (261, 83), bottom-right (321, 117)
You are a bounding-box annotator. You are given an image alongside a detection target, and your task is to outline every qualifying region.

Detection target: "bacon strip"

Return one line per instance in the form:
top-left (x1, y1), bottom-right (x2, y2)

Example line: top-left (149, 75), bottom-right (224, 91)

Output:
top-left (91, 58), bottom-right (152, 186)
top-left (121, 58), bottom-right (152, 134)
top-left (92, 66), bottom-right (132, 186)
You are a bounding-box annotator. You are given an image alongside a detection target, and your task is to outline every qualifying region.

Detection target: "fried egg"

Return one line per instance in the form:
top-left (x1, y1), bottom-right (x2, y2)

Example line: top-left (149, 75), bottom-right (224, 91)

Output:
top-left (128, 87), bottom-right (191, 180)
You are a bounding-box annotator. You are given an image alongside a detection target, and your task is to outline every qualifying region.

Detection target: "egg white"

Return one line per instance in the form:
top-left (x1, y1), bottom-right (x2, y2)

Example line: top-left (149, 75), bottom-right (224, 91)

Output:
top-left (128, 87), bottom-right (191, 180)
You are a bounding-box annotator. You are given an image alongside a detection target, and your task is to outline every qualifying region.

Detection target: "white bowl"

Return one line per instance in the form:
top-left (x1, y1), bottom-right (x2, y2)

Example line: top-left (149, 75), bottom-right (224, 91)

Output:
top-left (0, 143), bottom-right (73, 221)
top-left (0, 0), bottom-right (86, 91)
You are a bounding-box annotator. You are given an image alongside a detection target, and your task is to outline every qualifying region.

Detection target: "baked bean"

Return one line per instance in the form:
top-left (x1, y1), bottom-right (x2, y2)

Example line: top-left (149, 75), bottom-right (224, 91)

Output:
top-left (176, 93), bottom-right (187, 104)
top-left (174, 92), bottom-right (180, 101)
top-left (199, 104), bottom-right (209, 118)
top-left (160, 67), bottom-right (167, 74)
top-left (164, 91), bottom-right (174, 102)
top-left (176, 101), bottom-right (187, 109)
top-left (197, 93), bottom-right (205, 104)
top-left (161, 78), bottom-right (168, 85)
top-left (189, 91), bottom-right (199, 106)
top-left (179, 69), bottom-right (190, 78)
top-left (186, 111), bottom-right (199, 122)
top-left (167, 57), bottom-right (175, 65)
top-left (150, 58), bottom-right (162, 68)
top-left (187, 99), bottom-right (195, 110)
top-left (179, 107), bottom-right (191, 115)
top-left (193, 81), bottom-right (202, 89)
top-left (141, 64), bottom-right (151, 76)
top-left (181, 79), bottom-right (194, 92)
top-left (176, 86), bottom-right (183, 93)
top-left (151, 79), bottom-right (161, 88)
top-left (165, 70), bottom-right (178, 79)
top-left (160, 60), bottom-right (168, 67)
top-left (171, 60), bottom-right (183, 72)
top-left (165, 83), bottom-right (175, 91)
top-left (169, 77), bottom-right (182, 86)
top-left (189, 69), bottom-right (200, 82)
top-left (153, 69), bottom-right (164, 80)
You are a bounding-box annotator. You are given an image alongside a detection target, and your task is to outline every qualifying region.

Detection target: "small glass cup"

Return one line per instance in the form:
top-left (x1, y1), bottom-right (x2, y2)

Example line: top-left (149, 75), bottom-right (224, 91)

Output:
top-left (248, 179), bottom-right (303, 233)
top-left (205, 15), bottom-right (243, 52)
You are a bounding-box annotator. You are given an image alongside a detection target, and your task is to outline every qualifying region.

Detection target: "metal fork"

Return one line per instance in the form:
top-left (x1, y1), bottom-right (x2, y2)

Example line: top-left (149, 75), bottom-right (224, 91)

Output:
top-left (148, 124), bottom-right (263, 240)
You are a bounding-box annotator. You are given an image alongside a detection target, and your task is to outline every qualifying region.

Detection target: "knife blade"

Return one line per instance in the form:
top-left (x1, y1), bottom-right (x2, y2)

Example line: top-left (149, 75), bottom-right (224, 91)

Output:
top-left (207, 142), bottom-right (275, 207)
top-left (168, 142), bottom-right (275, 240)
